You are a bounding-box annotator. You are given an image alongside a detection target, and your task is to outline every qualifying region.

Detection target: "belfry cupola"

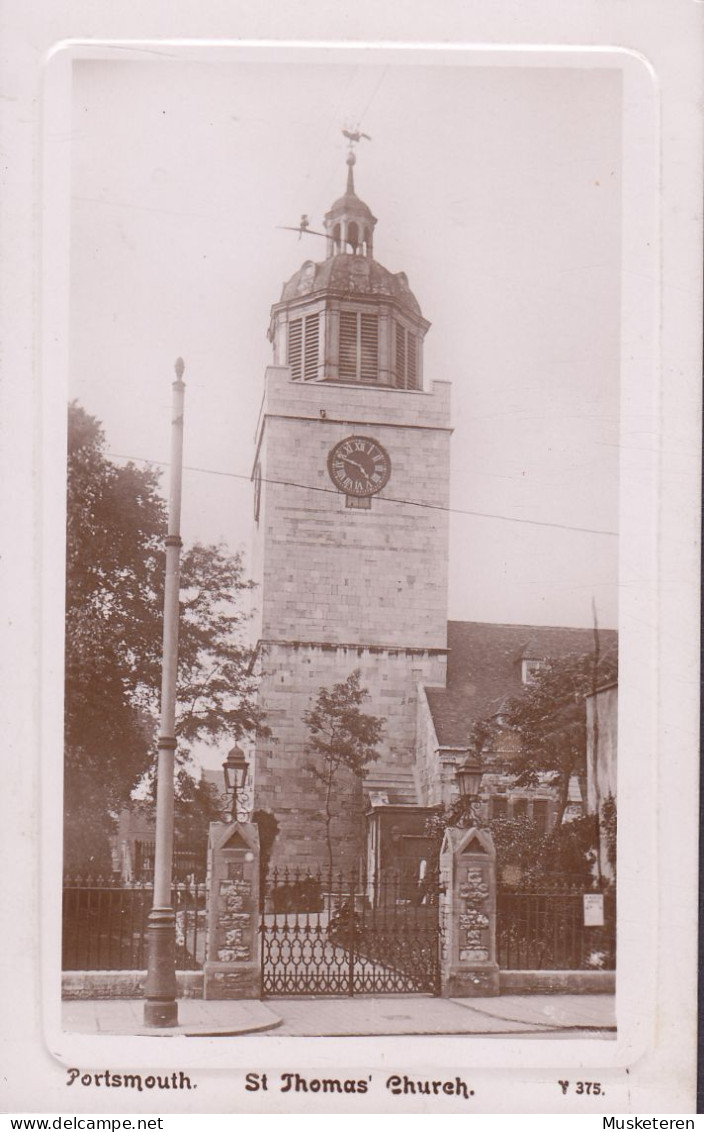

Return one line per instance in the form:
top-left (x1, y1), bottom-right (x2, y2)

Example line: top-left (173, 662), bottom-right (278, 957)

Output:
top-left (268, 140), bottom-right (430, 389)
top-left (324, 148), bottom-right (377, 258)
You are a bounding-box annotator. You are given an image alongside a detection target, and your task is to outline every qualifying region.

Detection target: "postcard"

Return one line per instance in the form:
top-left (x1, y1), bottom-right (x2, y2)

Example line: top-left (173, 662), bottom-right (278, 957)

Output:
top-left (1, 1), bottom-right (701, 1118)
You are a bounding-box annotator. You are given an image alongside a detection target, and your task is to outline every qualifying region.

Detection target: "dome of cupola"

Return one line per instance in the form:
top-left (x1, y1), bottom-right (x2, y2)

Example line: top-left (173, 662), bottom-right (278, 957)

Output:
top-left (279, 255), bottom-right (423, 319)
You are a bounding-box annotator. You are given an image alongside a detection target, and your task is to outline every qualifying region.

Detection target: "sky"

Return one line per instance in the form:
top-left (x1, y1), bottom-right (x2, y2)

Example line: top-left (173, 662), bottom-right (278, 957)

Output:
top-left (69, 55), bottom-right (621, 632)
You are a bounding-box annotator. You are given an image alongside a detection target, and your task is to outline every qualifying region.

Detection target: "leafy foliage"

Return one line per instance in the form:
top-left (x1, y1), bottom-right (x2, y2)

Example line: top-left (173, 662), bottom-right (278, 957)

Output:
top-left (172, 771), bottom-right (225, 845)
top-left (64, 402), bottom-right (263, 871)
top-left (65, 405), bottom-right (166, 870)
top-left (600, 792), bottom-right (617, 876)
top-left (175, 542), bottom-right (261, 744)
top-left (303, 670), bottom-right (384, 873)
top-left (492, 813), bottom-right (601, 891)
top-left (426, 799), bottom-right (601, 893)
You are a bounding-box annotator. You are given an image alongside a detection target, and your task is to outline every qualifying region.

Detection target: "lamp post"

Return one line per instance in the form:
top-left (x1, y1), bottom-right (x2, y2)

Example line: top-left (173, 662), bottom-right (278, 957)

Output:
top-left (455, 754), bottom-right (485, 826)
top-left (223, 744), bottom-right (249, 822)
top-left (143, 358), bottom-right (185, 1028)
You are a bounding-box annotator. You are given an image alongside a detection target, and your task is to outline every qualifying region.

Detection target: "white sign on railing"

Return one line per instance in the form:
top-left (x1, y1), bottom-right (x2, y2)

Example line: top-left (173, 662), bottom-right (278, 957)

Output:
top-left (583, 893), bottom-right (604, 926)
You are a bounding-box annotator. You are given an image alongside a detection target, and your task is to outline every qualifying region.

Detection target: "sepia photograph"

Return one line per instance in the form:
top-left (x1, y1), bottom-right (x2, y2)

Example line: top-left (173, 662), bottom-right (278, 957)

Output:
top-left (1, 8), bottom-right (699, 1116)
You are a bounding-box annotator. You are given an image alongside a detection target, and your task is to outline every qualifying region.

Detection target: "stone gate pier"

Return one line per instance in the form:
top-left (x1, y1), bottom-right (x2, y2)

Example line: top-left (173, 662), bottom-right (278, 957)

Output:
top-left (203, 821), bottom-right (260, 1000)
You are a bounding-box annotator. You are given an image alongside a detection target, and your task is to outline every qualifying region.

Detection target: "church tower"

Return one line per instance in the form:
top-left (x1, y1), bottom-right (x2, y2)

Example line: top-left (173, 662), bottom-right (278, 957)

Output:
top-left (250, 143), bottom-right (451, 872)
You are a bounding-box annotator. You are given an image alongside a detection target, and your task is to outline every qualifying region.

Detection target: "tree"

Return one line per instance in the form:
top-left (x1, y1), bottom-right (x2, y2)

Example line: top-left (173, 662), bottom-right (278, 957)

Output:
top-left (469, 649), bottom-right (617, 828)
top-left (425, 802), bottom-right (600, 894)
top-left (64, 402), bottom-right (263, 871)
top-left (172, 770), bottom-right (225, 847)
top-left (302, 670), bottom-right (384, 874)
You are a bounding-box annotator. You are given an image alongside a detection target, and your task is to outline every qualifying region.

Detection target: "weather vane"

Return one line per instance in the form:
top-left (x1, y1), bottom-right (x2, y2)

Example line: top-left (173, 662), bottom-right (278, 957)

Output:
top-left (277, 126), bottom-right (372, 241)
top-left (342, 126), bottom-right (372, 148)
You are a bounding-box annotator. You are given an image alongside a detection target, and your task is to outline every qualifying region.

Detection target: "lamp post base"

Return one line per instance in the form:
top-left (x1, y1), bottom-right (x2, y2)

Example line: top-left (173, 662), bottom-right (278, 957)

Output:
top-left (143, 906), bottom-right (179, 1028)
top-left (143, 998), bottom-right (179, 1027)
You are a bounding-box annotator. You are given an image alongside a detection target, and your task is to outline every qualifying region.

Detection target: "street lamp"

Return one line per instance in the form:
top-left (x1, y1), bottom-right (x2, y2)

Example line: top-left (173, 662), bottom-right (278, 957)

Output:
top-left (455, 754), bottom-right (485, 824)
top-left (223, 744), bottom-right (249, 822)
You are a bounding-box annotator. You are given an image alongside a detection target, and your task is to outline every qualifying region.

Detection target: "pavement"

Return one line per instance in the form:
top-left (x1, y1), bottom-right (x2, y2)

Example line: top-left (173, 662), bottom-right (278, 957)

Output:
top-left (62, 994), bottom-right (616, 1038)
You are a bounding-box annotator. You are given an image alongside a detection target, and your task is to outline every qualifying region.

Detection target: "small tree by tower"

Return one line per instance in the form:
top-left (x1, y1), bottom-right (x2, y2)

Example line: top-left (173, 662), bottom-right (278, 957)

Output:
top-left (303, 670), bottom-right (384, 875)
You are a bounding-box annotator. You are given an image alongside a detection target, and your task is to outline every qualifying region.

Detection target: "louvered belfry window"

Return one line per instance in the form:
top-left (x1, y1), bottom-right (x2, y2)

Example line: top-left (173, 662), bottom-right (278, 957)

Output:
top-left (407, 332), bottom-right (418, 388)
top-left (394, 322), bottom-right (419, 390)
top-left (303, 314), bottom-right (319, 379)
top-left (288, 318), bottom-right (303, 379)
top-left (339, 311), bottom-right (379, 382)
top-left (360, 314), bottom-right (378, 381)
top-left (288, 314), bottom-right (320, 380)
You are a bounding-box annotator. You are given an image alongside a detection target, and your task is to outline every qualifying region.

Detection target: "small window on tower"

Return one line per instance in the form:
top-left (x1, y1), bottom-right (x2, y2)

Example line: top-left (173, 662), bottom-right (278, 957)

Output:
top-left (346, 495), bottom-right (372, 510)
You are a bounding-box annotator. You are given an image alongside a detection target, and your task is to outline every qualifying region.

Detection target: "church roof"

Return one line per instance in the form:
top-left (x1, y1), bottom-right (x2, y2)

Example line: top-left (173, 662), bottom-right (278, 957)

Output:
top-left (424, 620), bottom-right (618, 748)
top-left (279, 253), bottom-right (424, 318)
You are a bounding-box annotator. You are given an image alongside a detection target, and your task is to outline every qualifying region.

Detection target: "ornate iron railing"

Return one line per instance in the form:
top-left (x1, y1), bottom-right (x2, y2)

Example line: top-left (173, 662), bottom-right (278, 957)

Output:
top-left (496, 889), bottom-right (616, 970)
top-left (62, 876), bottom-right (206, 971)
top-left (261, 867), bottom-right (441, 997)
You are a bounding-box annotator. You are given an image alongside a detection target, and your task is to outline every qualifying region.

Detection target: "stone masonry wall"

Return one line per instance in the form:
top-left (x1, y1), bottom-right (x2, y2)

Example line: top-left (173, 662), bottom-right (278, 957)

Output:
top-left (256, 641), bottom-right (446, 872)
top-left (251, 367), bottom-right (452, 871)
top-left (253, 368), bottom-right (451, 650)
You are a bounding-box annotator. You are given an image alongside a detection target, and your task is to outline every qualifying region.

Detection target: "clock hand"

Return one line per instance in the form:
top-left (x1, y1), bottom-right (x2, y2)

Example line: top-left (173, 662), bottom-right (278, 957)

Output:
top-left (344, 457), bottom-right (372, 481)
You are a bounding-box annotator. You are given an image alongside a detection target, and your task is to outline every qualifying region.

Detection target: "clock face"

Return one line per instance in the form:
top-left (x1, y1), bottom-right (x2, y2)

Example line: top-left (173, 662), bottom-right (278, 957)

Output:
top-left (327, 435), bottom-right (391, 497)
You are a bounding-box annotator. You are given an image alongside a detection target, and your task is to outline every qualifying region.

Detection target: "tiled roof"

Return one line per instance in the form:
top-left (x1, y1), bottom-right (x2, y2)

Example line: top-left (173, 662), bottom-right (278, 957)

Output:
top-left (424, 620), bottom-right (618, 748)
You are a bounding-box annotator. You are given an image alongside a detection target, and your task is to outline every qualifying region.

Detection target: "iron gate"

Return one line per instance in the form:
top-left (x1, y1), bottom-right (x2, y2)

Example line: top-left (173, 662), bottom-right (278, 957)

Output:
top-left (261, 868), bottom-right (441, 997)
